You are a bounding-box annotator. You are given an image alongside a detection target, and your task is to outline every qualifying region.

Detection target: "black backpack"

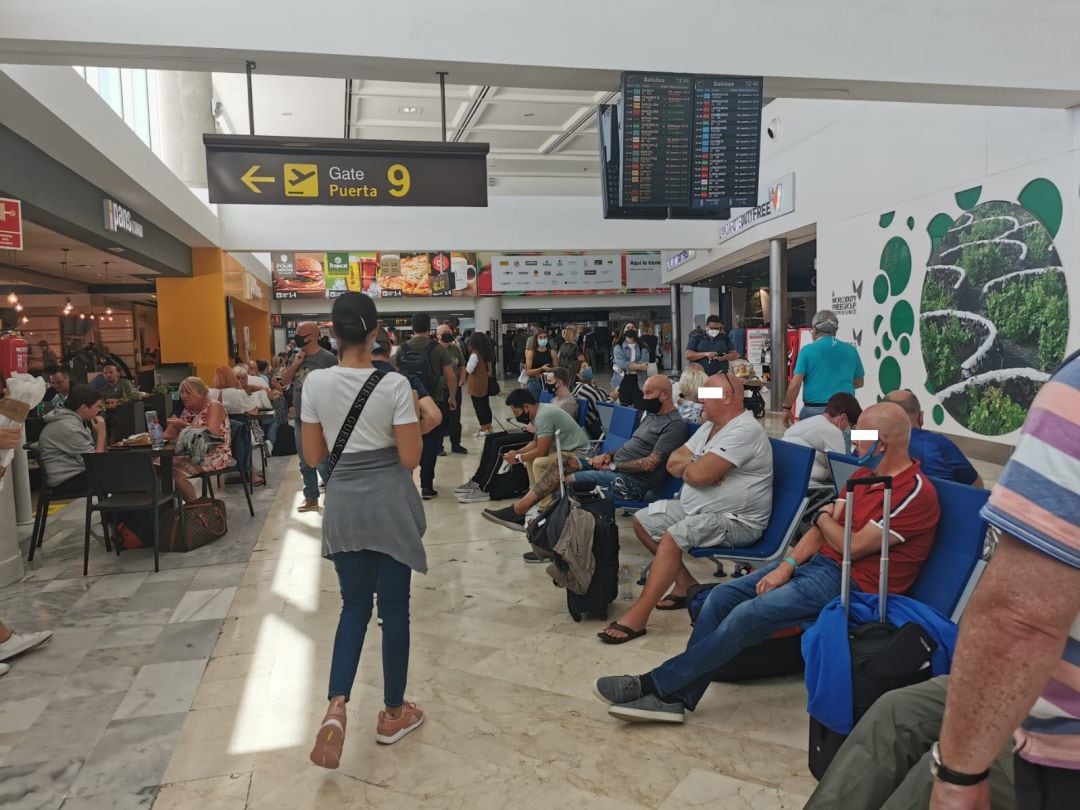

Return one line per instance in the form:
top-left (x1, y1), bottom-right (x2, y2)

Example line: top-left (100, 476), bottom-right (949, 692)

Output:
top-left (397, 339), bottom-right (439, 395)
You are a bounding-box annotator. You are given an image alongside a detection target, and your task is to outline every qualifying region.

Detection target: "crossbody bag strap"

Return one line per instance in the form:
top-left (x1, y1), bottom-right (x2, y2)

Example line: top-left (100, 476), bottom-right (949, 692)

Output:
top-left (325, 370), bottom-right (387, 481)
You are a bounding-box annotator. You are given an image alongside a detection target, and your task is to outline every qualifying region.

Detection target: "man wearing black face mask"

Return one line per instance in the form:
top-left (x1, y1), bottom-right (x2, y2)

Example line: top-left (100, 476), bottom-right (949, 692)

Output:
top-left (482, 376), bottom-right (688, 541)
top-left (281, 321), bottom-right (338, 512)
top-left (436, 323), bottom-right (468, 455)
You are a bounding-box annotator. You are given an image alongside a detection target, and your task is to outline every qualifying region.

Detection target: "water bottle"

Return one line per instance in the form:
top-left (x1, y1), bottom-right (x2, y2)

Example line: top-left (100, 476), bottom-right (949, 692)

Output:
top-left (149, 418), bottom-right (164, 450)
top-left (619, 564), bottom-right (634, 601)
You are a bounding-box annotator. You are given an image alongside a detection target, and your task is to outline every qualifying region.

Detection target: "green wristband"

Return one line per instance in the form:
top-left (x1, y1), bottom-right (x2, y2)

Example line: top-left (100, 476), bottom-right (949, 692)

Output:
top-left (783, 556), bottom-right (799, 570)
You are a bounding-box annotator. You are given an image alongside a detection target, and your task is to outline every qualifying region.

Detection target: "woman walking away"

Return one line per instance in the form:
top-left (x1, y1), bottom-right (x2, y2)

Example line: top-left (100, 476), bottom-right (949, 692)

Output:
top-left (301, 292), bottom-right (427, 767)
top-left (466, 331), bottom-right (495, 436)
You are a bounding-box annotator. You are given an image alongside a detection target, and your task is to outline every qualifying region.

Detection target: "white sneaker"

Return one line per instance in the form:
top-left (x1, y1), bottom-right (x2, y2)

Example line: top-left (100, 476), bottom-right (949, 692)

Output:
top-left (265, 440), bottom-right (273, 455)
top-left (0, 662), bottom-right (9, 677)
top-left (454, 480), bottom-right (477, 494)
top-left (473, 430), bottom-right (488, 439)
top-left (0, 630), bottom-right (52, 662)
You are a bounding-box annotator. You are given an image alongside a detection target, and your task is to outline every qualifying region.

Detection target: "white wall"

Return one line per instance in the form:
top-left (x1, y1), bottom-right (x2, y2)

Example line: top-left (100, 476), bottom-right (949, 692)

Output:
top-left (671, 97), bottom-right (1080, 445)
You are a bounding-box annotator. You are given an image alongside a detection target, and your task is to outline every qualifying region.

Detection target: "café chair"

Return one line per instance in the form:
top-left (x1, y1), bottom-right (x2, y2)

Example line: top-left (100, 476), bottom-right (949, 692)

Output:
top-left (24, 443), bottom-right (84, 562)
top-left (81, 452), bottom-right (184, 575)
top-left (199, 420), bottom-right (255, 517)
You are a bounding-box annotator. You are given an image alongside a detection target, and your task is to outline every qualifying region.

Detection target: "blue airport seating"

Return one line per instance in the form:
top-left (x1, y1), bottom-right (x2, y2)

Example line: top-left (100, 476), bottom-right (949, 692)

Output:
top-left (538, 391), bottom-right (554, 404)
top-left (576, 398), bottom-right (589, 427)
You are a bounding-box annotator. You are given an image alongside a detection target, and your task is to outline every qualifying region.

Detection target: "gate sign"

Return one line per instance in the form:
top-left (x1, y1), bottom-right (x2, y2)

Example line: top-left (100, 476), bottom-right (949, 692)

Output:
top-left (204, 134), bottom-right (489, 207)
top-left (0, 198), bottom-right (23, 250)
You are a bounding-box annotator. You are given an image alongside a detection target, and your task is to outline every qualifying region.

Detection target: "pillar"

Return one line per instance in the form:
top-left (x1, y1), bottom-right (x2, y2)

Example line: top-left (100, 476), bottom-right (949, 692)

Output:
top-left (156, 248), bottom-right (230, 382)
top-left (691, 286), bottom-right (719, 330)
top-left (155, 71), bottom-right (215, 187)
top-left (769, 238), bottom-right (789, 412)
top-left (473, 295), bottom-right (503, 375)
top-left (670, 284), bottom-right (684, 375)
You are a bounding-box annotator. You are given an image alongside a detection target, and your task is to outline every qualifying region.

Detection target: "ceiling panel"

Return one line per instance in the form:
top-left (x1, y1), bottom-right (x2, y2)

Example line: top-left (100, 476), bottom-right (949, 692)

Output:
top-left (476, 100), bottom-right (587, 128)
top-left (465, 129), bottom-right (552, 150)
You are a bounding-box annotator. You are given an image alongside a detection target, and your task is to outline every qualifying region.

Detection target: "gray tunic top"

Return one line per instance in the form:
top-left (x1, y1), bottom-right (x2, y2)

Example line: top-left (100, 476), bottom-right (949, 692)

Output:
top-left (321, 447), bottom-right (428, 573)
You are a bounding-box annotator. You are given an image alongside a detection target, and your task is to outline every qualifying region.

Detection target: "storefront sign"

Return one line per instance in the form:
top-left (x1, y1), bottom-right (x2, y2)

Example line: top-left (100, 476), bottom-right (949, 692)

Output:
top-left (666, 250), bottom-right (695, 271)
top-left (489, 254), bottom-right (622, 293)
top-left (717, 173), bottom-right (795, 244)
top-left (271, 251), bottom-right (477, 300)
top-left (103, 198), bottom-right (144, 238)
top-left (204, 134), bottom-right (489, 207)
top-left (625, 253), bottom-right (667, 290)
top-left (0, 197), bottom-right (23, 250)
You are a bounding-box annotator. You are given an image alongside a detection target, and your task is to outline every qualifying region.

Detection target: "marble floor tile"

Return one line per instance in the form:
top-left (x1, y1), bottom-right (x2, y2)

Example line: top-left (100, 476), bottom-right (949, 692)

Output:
top-left (72, 572), bottom-right (150, 606)
top-left (0, 696), bottom-right (50, 735)
top-left (112, 660), bottom-right (208, 720)
top-left (153, 773), bottom-right (251, 810)
top-left (146, 621), bottom-right (223, 664)
top-left (169, 588), bottom-right (238, 624)
top-left (4, 692), bottom-right (126, 768)
top-left (125, 580), bottom-right (195, 614)
top-left (59, 786), bottom-right (159, 810)
top-left (189, 564), bottom-right (249, 592)
top-left (53, 643), bottom-right (155, 700)
top-left (93, 624), bottom-right (166, 651)
top-left (658, 769), bottom-right (810, 809)
top-left (67, 712), bottom-right (187, 798)
top-left (0, 757), bottom-right (83, 810)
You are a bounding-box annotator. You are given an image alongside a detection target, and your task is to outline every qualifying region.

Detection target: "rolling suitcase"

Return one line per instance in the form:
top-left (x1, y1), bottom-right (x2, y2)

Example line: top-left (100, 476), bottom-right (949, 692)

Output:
top-left (526, 432), bottom-right (620, 621)
top-left (807, 474), bottom-right (937, 780)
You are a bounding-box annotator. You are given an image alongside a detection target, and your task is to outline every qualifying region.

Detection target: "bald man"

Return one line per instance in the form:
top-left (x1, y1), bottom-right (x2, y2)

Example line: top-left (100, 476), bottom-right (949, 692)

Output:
top-left (600, 373), bottom-right (774, 643)
top-left (884, 389), bottom-right (984, 487)
top-left (281, 321), bottom-right (338, 512)
top-left (594, 402), bottom-right (941, 724)
top-left (482, 375), bottom-right (688, 530)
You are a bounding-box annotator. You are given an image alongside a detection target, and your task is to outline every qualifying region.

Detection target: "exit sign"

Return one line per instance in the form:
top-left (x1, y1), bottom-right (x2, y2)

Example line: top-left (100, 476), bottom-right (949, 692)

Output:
top-left (0, 198), bottom-right (23, 250)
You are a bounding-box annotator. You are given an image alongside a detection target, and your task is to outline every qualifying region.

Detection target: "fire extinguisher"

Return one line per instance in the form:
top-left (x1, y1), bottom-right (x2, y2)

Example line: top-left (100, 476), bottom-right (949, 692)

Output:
top-left (0, 332), bottom-right (29, 378)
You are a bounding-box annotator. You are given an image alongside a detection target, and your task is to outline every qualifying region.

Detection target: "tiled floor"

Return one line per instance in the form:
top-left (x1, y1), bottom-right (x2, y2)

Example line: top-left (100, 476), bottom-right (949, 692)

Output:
top-left (0, 397), bottom-right (1005, 810)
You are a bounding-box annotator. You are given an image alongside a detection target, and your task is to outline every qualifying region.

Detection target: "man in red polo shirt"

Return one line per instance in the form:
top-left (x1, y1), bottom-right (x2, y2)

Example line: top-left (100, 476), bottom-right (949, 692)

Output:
top-left (593, 401), bottom-right (941, 723)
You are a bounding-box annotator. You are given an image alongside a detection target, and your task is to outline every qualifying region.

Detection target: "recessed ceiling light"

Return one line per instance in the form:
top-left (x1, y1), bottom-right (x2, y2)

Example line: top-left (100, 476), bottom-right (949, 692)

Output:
top-left (281, 112), bottom-right (293, 117)
top-left (107, 246), bottom-right (125, 253)
top-left (73, 264), bottom-right (93, 268)
top-left (523, 112), bottom-right (535, 118)
top-left (399, 105), bottom-right (423, 115)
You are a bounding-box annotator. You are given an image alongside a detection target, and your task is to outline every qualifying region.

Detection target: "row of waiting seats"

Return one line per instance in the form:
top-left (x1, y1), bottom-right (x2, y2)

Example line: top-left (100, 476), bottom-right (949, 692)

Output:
top-left (590, 402), bottom-right (990, 622)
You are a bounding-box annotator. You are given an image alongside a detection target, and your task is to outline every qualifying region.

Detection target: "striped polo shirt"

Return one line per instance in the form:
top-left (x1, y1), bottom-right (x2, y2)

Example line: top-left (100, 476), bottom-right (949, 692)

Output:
top-left (981, 353), bottom-right (1080, 769)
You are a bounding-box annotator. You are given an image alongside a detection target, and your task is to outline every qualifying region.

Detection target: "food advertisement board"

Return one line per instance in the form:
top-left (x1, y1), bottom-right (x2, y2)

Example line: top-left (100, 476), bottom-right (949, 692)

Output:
top-left (274, 251), bottom-right (477, 299)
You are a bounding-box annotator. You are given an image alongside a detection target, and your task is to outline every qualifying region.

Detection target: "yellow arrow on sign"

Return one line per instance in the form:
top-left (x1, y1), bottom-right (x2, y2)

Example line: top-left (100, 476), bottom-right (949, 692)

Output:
top-left (241, 165), bottom-right (276, 194)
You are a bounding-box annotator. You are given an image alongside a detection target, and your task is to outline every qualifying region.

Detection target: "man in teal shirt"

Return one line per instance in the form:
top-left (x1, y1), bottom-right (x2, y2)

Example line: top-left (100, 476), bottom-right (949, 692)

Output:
top-left (782, 310), bottom-right (864, 426)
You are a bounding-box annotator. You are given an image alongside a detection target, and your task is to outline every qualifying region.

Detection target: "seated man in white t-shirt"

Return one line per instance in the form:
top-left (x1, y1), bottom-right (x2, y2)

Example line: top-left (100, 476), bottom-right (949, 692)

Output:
top-left (599, 373), bottom-right (774, 643)
top-left (782, 392), bottom-right (862, 486)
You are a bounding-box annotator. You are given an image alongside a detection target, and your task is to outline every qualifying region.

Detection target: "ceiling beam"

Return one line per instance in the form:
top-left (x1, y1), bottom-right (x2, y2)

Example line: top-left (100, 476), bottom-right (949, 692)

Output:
top-left (452, 85), bottom-right (493, 143)
top-left (0, 262), bottom-right (85, 294)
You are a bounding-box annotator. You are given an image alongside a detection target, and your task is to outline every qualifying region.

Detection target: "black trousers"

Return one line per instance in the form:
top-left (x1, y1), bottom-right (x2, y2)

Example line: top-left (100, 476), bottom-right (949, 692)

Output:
top-left (470, 430), bottom-right (530, 486)
top-left (420, 400), bottom-right (450, 490)
top-left (1015, 755), bottom-right (1080, 810)
top-left (472, 395), bottom-right (493, 427)
top-left (444, 397), bottom-right (463, 449)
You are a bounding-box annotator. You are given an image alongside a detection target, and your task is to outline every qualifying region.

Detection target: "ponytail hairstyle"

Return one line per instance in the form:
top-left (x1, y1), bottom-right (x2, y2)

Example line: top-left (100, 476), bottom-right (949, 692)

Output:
top-left (331, 292), bottom-right (379, 350)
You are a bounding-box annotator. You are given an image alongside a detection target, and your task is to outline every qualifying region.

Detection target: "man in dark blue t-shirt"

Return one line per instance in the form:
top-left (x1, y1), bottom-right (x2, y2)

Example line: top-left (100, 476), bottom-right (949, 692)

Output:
top-left (884, 390), bottom-right (983, 487)
top-left (685, 314), bottom-right (739, 375)
top-left (372, 330), bottom-right (441, 437)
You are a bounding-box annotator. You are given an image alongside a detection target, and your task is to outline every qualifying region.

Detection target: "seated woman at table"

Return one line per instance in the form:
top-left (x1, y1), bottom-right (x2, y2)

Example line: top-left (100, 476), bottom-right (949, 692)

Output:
top-left (38, 384), bottom-right (108, 497)
top-left (233, 366), bottom-right (273, 410)
top-left (163, 377), bottom-right (234, 502)
top-left (209, 367), bottom-right (259, 415)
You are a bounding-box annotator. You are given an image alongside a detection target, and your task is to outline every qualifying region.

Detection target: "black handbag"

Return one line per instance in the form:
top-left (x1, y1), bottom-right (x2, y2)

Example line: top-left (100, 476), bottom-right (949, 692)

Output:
top-left (487, 374), bottom-right (501, 397)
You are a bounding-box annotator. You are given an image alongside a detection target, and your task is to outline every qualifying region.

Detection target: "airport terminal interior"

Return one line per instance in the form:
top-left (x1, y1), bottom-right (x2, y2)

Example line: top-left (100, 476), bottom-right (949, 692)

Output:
top-left (0, 3), bottom-right (1078, 809)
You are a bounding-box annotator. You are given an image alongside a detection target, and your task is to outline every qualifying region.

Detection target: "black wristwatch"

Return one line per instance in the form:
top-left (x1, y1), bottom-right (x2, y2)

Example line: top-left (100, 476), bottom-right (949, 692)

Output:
top-left (929, 742), bottom-right (990, 786)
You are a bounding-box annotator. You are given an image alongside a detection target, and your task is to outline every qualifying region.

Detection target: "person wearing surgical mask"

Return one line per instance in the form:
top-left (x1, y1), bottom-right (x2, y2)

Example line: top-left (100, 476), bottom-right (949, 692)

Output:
top-left (523, 330), bottom-right (555, 401)
top-left (612, 328), bottom-right (651, 408)
top-left (685, 314), bottom-right (739, 377)
top-left (545, 367), bottom-right (578, 419)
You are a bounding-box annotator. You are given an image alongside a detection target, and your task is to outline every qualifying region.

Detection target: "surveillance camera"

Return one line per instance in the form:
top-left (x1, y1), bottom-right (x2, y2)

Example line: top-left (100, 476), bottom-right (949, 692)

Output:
top-left (766, 118), bottom-right (780, 141)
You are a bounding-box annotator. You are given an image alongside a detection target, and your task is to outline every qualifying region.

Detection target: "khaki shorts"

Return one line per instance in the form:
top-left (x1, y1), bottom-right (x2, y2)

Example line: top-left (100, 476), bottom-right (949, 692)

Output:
top-left (634, 500), bottom-right (761, 551)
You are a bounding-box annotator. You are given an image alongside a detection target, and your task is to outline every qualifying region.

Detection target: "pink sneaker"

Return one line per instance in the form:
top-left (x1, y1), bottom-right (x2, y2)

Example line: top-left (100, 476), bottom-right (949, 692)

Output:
top-left (375, 701), bottom-right (424, 745)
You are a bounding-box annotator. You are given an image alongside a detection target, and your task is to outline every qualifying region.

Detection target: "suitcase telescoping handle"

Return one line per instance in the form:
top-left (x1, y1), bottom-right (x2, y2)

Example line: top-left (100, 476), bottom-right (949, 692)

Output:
top-left (554, 429), bottom-right (565, 499)
top-left (841, 475), bottom-right (893, 622)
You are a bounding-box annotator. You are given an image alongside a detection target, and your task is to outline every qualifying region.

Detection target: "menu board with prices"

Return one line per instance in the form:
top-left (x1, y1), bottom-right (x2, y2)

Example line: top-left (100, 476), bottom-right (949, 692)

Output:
top-left (620, 72), bottom-right (694, 208)
top-left (691, 76), bottom-right (763, 209)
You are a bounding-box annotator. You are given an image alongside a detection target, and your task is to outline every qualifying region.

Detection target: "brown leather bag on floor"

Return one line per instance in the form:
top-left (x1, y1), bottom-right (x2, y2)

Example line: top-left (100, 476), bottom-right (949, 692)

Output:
top-left (162, 498), bottom-right (228, 552)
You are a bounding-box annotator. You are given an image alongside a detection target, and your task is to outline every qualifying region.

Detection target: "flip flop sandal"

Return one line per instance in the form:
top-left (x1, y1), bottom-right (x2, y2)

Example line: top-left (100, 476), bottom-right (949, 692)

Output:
top-left (655, 595), bottom-right (688, 611)
top-left (597, 622), bottom-right (647, 644)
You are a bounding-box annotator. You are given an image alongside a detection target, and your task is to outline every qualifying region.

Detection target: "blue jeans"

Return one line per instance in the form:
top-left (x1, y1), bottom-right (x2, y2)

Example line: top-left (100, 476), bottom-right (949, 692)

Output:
top-left (651, 555), bottom-right (842, 710)
top-left (328, 550), bottom-right (412, 707)
top-left (571, 469), bottom-right (648, 502)
top-left (526, 377), bottom-right (542, 401)
top-left (294, 418), bottom-right (330, 501)
top-left (799, 404), bottom-right (827, 421)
